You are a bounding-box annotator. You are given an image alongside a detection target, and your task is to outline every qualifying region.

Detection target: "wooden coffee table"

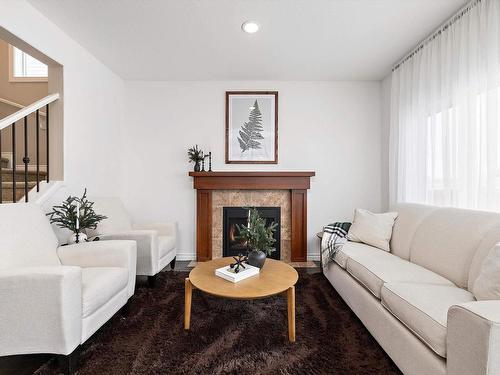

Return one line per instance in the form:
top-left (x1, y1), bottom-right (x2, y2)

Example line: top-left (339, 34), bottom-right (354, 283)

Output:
top-left (184, 257), bottom-right (299, 342)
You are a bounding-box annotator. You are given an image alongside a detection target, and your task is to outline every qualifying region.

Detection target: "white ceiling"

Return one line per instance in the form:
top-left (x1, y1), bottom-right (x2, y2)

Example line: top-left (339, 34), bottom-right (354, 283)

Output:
top-left (28, 0), bottom-right (467, 81)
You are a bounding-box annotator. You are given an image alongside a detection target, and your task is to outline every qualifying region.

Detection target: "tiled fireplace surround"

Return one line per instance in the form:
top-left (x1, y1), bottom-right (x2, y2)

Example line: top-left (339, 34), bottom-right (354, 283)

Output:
top-left (189, 172), bottom-right (315, 262)
top-left (212, 190), bottom-right (291, 261)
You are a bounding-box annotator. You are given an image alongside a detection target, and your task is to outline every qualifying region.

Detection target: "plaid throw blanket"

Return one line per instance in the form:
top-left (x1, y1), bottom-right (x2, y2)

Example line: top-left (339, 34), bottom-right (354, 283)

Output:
top-left (321, 222), bottom-right (351, 266)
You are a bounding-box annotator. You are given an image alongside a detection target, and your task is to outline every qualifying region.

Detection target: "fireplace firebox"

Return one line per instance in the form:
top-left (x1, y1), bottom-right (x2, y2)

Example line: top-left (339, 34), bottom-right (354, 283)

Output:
top-left (222, 207), bottom-right (281, 260)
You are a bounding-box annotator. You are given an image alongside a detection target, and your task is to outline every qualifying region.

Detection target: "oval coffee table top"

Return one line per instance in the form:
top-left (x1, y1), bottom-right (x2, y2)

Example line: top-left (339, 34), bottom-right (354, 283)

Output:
top-left (189, 257), bottom-right (299, 299)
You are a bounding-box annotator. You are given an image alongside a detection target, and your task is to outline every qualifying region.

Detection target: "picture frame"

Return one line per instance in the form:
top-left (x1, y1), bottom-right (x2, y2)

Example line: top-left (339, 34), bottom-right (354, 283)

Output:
top-left (225, 91), bottom-right (278, 164)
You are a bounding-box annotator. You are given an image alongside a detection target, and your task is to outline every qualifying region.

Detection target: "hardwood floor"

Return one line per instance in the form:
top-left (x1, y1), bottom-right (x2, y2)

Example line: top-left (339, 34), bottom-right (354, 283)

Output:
top-left (0, 261), bottom-right (320, 374)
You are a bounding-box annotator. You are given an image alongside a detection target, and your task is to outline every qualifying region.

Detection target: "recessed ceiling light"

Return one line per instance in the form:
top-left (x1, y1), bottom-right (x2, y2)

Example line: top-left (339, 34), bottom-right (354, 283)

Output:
top-left (241, 21), bottom-right (260, 34)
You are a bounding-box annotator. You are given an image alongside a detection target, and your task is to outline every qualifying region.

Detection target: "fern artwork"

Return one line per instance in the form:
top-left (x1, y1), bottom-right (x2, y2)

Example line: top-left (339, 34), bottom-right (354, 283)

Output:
top-left (238, 100), bottom-right (264, 152)
top-left (226, 91), bottom-right (278, 164)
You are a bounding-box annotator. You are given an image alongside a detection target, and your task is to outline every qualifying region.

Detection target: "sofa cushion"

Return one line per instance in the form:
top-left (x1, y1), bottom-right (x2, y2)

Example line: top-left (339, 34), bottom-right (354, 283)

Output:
top-left (473, 243), bottom-right (500, 300)
top-left (389, 203), bottom-right (438, 260)
top-left (409, 208), bottom-right (500, 289)
top-left (333, 241), bottom-right (382, 269)
top-left (346, 250), bottom-right (454, 298)
top-left (82, 267), bottom-right (128, 318)
top-left (158, 235), bottom-right (175, 258)
top-left (346, 209), bottom-right (398, 252)
top-left (381, 283), bottom-right (475, 358)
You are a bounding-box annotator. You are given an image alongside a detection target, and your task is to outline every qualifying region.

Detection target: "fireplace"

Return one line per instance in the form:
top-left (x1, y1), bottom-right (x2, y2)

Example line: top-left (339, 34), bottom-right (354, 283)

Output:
top-left (223, 207), bottom-right (281, 260)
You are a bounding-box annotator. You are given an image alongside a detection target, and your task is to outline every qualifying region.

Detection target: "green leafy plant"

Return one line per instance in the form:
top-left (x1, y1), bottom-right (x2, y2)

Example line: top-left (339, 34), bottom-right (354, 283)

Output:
top-left (187, 145), bottom-right (205, 164)
top-left (46, 188), bottom-right (107, 234)
top-left (236, 207), bottom-right (278, 256)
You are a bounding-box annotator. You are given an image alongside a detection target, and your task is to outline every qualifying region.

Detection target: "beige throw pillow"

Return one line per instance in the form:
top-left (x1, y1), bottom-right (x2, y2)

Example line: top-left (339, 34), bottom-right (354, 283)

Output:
top-left (346, 209), bottom-right (398, 252)
top-left (473, 243), bottom-right (500, 300)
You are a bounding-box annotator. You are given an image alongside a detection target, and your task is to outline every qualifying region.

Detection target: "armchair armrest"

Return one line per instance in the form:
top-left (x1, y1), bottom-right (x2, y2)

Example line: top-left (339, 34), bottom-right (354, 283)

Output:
top-left (58, 240), bottom-right (137, 297)
top-left (447, 301), bottom-right (500, 375)
top-left (0, 266), bottom-right (82, 356)
top-left (97, 230), bottom-right (158, 275)
top-left (133, 222), bottom-right (177, 238)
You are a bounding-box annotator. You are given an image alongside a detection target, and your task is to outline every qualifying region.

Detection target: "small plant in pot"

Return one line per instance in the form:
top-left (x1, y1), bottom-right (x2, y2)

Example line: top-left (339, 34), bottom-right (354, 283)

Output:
top-left (187, 145), bottom-right (205, 172)
top-left (236, 207), bottom-right (278, 268)
top-left (47, 188), bottom-right (107, 244)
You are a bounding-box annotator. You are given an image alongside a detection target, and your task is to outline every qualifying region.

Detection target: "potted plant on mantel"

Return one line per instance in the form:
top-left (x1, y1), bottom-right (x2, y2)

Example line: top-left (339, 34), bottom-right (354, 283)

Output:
top-left (236, 207), bottom-right (278, 268)
top-left (187, 145), bottom-right (205, 172)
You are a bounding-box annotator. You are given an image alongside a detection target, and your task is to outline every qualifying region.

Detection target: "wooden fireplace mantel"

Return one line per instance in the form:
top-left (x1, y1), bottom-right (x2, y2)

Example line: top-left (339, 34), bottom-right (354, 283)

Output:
top-left (189, 171), bottom-right (315, 262)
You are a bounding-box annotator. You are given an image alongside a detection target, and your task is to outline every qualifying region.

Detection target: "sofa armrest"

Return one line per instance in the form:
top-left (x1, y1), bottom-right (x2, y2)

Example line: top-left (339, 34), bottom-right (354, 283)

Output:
top-left (447, 301), bottom-right (500, 375)
top-left (58, 240), bottom-right (137, 297)
top-left (0, 266), bottom-right (82, 356)
top-left (133, 222), bottom-right (177, 238)
top-left (97, 230), bottom-right (158, 275)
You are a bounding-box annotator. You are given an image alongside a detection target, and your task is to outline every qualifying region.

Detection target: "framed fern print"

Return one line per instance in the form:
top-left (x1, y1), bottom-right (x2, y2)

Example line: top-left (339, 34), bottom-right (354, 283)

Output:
top-left (225, 91), bottom-right (278, 164)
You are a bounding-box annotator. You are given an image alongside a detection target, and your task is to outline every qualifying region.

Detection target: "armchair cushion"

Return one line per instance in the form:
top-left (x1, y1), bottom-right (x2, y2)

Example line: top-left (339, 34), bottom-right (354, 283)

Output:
top-left (58, 240), bottom-right (137, 297)
top-left (82, 267), bottom-right (128, 318)
top-left (0, 203), bottom-right (60, 268)
top-left (87, 197), bottom-right (132, 237)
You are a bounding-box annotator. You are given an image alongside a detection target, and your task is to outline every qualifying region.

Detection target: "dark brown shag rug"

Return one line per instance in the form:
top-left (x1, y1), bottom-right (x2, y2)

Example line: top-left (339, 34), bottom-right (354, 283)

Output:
top-left (35, 270), bottom-right (401, 375)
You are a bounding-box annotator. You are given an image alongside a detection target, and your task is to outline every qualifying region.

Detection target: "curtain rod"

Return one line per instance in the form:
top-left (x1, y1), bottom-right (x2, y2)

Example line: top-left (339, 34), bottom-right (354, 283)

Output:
top-left (392, 0), bottom-right (482, 72)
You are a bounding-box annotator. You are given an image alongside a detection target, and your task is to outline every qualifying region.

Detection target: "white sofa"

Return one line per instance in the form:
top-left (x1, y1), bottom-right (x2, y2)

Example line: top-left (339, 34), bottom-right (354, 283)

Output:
top-left (0, 203), bottom-right (137, 373)
top-left (323, 203), bottom-right (500, 375)
top-left (88, 197), bottom-right (177, 286)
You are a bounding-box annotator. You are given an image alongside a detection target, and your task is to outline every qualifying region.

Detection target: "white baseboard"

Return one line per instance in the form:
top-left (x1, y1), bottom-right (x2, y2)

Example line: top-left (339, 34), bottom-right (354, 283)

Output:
top-left (307, 253), bottom-right (320, 261)
top-left (176, 252), bottom-right (196, 261)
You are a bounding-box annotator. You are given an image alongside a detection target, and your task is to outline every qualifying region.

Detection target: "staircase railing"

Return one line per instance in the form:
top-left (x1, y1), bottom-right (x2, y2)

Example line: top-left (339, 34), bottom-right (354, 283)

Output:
top-left (0, 93), bottom-right (59, 203)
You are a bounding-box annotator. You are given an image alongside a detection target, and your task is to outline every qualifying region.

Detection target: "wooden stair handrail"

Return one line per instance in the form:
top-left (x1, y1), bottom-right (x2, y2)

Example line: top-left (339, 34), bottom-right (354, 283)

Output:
top-left (0, 93), bottom-right (59, 130)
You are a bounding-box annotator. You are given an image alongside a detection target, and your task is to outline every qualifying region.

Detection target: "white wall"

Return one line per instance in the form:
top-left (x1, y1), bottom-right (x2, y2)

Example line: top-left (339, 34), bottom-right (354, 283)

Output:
top-left (0, 1), bottom-right (124, 196)
top-left (123, 81), bottom-right (383, 260)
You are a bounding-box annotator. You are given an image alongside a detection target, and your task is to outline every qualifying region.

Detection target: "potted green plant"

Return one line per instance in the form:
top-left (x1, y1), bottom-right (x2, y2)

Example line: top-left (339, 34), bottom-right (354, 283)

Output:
top-left (188, 145), bottom-right (205, 172)
top-left (236, 207), bottom-right (278, 268)
top-left (47, 188), bottom-right (107, 244)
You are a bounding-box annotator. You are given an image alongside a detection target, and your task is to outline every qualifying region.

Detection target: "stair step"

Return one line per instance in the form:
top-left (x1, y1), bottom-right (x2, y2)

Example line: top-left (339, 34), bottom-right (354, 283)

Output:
top-left (1, 169), bottom-right (47, 182)
top-left (1, 181), bottom-right (38, 202)
top-left (2, 190), bottom-right (26, 202)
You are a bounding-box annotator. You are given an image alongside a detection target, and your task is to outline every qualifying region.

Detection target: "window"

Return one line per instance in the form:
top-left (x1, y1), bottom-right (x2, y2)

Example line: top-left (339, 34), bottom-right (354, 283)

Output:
top-left (8, 45), bottom-right (48, 82)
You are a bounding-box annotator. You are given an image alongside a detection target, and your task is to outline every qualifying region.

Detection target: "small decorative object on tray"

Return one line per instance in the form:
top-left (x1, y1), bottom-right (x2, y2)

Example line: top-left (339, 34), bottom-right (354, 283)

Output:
top-left (229, 254), bottom-right (247, 273)
top-left (215, 257), bottom-right (260, 283)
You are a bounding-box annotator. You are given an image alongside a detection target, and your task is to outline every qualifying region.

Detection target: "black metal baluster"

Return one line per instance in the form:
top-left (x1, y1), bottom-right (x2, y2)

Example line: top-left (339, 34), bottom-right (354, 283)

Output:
top-left (23, 116), bottom-right (29, 202)
top-left (36, 110), bottom-right (40, 192)
top-left (12, 123), bottom-right (16, 203)
top-left (46, 104), bottom-right (49, 182)
top-left (0, 127), bottom-right (2, 204)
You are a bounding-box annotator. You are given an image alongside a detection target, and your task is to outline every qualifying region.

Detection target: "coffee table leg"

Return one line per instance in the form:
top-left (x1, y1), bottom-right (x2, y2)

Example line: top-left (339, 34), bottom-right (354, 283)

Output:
top-left (185, 278), bottom-right (193, 330)
top-left (287, 286), bottom-right (296, 342)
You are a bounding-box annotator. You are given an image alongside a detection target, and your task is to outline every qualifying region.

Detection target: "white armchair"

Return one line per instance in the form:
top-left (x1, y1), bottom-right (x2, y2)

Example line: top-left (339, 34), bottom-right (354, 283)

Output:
top-left (88, 197), bottom-right (177, 286)
top-left (0, 203), bottom-right (137, 374)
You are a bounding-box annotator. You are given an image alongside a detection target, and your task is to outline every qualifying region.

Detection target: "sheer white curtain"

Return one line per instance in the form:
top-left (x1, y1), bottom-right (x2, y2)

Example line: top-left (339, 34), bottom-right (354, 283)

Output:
top-left (390, 0), bottom-right (500, 211)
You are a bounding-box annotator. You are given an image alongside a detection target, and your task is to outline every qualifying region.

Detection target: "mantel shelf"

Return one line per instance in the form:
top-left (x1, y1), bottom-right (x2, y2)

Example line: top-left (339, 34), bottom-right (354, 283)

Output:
top-left (189, 171), bottom-right (315, 190)
top-left (189, 171), bottom-right (315, 177)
